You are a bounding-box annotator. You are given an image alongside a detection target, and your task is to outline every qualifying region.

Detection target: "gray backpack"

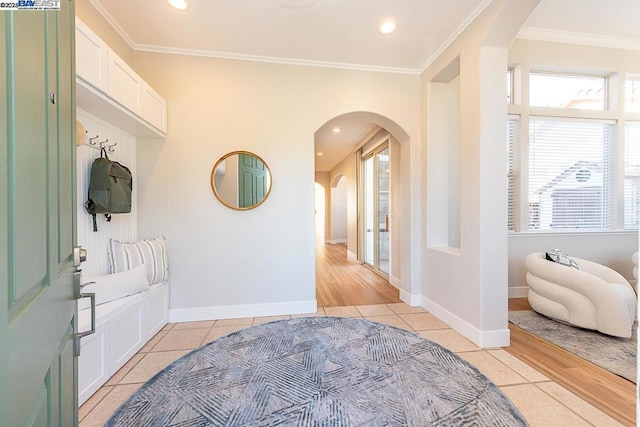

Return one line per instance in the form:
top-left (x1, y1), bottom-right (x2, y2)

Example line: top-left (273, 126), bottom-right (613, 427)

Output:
top-left (85, 148), bottom-right (132, 232)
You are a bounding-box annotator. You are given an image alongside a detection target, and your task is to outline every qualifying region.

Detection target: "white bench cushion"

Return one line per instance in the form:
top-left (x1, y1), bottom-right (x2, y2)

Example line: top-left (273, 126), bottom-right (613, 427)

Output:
top-left (79, 264), bottom-right (149, 310)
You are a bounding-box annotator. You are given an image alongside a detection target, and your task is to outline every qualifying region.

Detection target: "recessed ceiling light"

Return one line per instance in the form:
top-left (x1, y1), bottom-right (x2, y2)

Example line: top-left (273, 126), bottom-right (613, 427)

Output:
top-left (379, 20), bottom-right (396, 35)
top-left (168, 0), bottom-right (188, 10)
top-left (317, 152), bottom-right (324, 156)
top-left (332, 127), bottom-right (341, 133)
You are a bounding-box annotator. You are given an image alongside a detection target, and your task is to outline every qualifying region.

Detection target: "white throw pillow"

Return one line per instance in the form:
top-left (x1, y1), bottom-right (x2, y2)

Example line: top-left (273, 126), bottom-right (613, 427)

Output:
top-left (109, 236), bottom-right (169, 285)
top-left (79, 264), bottom-right (149, 308)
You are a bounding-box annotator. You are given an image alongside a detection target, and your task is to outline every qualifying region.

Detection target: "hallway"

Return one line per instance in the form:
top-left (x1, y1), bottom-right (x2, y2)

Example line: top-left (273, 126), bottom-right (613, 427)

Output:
top-left (315, 243), bottom-right (400, 307)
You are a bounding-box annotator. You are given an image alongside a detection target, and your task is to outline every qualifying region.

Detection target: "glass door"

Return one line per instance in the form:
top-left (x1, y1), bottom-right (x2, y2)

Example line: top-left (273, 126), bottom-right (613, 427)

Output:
top-left (362, 144), bottom-right (390, 275)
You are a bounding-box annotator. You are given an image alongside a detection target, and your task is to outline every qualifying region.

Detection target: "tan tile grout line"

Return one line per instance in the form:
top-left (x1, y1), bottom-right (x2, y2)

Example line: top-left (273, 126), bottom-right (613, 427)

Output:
top-left (78, 387), bottom-right (113, 423)
top-left (487, 344), bottom-right (611, 424)
top-left (532, 380), bottom-right (608, 425)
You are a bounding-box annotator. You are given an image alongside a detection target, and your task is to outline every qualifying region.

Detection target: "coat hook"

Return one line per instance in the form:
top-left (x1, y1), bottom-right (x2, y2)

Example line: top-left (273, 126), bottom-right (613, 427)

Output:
top-left (98, 138), bottom-right (109, 148)
top-left (108, 142), bottom-right (118, 153)
top-left (88, 135), bottom-right (100, 145)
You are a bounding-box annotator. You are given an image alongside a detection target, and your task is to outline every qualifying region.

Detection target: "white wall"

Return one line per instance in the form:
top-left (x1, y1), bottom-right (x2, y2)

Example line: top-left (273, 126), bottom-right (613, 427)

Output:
top-left (330, 176), bottom-right (348, 243)
top-left (314, 172), bottom-right (330, 242)
top-left (507, 38), bottom-right (640, 294)
top-left (426, 73), bottom-right (461, 249)
top-left (76, 110), bottom-right (137, 276)
top-left (329, 153), bottom-right (358, 259)
top-left (131, 52), bottom-right (420, 321)
top-left (421, 0), bottom-right (540, 347)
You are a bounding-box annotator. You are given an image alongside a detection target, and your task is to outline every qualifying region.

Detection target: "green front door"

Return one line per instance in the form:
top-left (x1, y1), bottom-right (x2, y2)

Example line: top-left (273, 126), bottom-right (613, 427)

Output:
top-left (0, 1), bottom-right (78, 425)
top-left (238, 153), bottom-right (268, 208)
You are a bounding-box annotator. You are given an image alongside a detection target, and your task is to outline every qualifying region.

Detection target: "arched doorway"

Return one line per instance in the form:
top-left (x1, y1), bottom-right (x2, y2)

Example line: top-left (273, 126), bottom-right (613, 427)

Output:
top-left (314, 111), bottom-right (411, 307)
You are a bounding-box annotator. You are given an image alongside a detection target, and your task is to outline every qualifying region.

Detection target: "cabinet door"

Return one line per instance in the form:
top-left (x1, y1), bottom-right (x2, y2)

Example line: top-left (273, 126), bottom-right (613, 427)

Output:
top-left (144, 284), bottom-right (169, 338)
top-left (141, 82), bottom-right (167, 133)
top-left (107, 48), bottom-right (141, 114)
top-left (75, 18), bottom-right (108, 92)
top-left (110, 302), bottom-right (144, 372)
top-left (78, 322), bottom-right (110, 406)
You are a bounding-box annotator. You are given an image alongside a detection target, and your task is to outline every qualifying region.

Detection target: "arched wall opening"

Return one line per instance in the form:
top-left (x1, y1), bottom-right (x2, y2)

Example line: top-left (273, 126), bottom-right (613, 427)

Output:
top-left (314, 111), bottom-right (412, 295)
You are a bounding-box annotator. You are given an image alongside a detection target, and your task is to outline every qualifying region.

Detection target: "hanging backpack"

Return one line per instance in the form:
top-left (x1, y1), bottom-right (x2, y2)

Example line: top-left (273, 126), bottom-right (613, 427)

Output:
top-left (85, 147), bottom-right (133, 232)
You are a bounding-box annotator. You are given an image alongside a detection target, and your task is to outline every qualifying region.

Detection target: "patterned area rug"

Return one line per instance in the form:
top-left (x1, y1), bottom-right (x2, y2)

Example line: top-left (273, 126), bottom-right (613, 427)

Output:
top-left (509, 310), bottom-right (636, 383)
top-left (107, 317), bottom-right (527, 426)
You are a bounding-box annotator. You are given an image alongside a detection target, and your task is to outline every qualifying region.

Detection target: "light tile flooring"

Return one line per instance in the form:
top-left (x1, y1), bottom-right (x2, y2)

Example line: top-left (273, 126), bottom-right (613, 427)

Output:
top-left (79, 303), bottom-right (622, 426)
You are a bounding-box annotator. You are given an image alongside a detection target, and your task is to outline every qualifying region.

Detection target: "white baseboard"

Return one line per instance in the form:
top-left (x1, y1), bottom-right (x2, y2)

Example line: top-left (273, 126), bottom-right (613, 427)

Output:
top-left (399, 289), bottom-right (421, 306)
top-left (389, 275), bottom-right (401, 289)
top-left (508, 286), bottom-right (529, 298)
top-left (421, 296), bottom-right (510, 348)
top-left (169, 300), bottom-right (317, 323)
top-left (347, 250), bottom-right (357, 261)
top-left (328, 239), bottom-right (347, 244)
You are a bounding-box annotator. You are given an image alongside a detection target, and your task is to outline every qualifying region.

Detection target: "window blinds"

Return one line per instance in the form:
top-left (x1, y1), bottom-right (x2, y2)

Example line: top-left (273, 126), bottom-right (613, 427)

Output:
top-left (507, 117), bottom-right (519, 231)
top-left (528, 117), bottom-right (613, 230)
top-left (625, 121), bottom-right (640, 230)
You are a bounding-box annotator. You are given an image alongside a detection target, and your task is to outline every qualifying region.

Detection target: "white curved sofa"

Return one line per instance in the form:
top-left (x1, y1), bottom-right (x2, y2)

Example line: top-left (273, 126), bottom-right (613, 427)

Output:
top-left (525, 252), bottom-right (637, 338)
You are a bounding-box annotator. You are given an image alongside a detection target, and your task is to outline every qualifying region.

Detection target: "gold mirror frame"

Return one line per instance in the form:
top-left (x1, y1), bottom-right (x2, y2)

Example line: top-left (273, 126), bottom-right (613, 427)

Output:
top-left (210, 151), bottom-right (273, 210)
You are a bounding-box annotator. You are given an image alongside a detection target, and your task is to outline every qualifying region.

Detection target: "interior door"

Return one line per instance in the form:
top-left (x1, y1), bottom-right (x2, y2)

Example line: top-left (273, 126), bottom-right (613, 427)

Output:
top-left (0, 1), bottom-right (78, 425)
top-left (362, 144), bottom-right (390, 275)
top-left (238, 153), bottom-right (268, 208)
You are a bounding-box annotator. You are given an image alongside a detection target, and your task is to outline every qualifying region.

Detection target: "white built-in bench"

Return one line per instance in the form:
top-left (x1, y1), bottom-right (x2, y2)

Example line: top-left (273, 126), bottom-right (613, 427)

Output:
top-left (78, 236), bottom-right (170, 405)
top-left (78, 281), bottom-right (168, 405)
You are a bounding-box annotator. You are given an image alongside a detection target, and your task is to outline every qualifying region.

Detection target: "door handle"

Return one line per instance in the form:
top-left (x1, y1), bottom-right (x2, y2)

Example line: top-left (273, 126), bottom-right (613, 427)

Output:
top-left (74, 246), bottom-right (87, 267)
top-left (74, 265), bottom-right (96, 356)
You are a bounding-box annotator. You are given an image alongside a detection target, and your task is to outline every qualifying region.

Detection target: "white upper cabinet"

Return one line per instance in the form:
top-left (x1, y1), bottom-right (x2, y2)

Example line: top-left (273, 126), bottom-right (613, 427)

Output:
top-left (75, 18), bottom-right (167, 137)
top-left (141, 82), bottom-right (167, 133)
top-left (75, 18), bottom-right (108, 92)
top-left (107, 49), bottom-right (142, 115)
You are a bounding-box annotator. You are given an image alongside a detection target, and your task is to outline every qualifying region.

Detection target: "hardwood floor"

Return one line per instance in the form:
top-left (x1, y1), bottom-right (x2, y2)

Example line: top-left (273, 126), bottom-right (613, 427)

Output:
top-left (507, 298), bottom-right (636, 426)
top-left (315, 243), bottom-right (400, 307)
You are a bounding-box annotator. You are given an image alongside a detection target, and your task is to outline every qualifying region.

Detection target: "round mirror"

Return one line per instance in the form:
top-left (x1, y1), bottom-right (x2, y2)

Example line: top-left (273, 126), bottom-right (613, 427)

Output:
top-left (211, 151), bottom-right (272, 210)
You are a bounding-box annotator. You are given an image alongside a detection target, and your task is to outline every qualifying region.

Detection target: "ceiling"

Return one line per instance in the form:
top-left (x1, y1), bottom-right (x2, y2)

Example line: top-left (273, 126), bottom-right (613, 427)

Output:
top-left (314, 117), bottom-right (380, 172)
top-left (90, 0), bottom-right (489, 73)
top-left (89, 0), bottom-right (640, 172)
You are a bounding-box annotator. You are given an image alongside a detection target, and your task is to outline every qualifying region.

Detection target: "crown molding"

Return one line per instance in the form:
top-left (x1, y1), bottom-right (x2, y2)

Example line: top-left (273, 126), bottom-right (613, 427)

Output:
top-left (88, 0), bottom-right (137, 49)
top-left (418, 0), bottom-right (494, 74)
top-left (134, 44), bottom-right (421, 75)
top-left (517, 26), bottom-right (640, 52)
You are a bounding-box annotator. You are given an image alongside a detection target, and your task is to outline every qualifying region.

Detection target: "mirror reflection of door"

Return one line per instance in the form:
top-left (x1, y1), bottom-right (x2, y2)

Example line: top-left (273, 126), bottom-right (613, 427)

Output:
top-left (363, 144), bottom-right (390, 276)
top-left (238, 153), bottom-right (268, 208)
top-left (211, 151), bottom-right (272, 210)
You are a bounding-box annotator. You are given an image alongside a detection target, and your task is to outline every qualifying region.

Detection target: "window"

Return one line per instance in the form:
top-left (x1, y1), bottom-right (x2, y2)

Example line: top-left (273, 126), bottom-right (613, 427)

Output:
top-left (507, 116), bottom-right (519, 231)
top-left (528, 118), bottom-right (613, 230)
top-left (625, 79), bottom-right (640, 113)
top-left (625, 122), bottom-right (640, 229)
top-left (509, 68), bottom-right (634, 233)
top-left (529, 72), bottom-right (606, 110)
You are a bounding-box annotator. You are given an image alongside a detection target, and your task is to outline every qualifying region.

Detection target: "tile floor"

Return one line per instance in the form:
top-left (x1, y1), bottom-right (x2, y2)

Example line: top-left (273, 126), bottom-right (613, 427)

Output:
top-left (79, 303), bottom-right (622, 426)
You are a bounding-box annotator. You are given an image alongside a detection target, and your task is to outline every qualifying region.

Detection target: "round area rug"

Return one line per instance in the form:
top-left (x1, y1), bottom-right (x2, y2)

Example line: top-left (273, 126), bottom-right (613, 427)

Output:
top-left (107, 317), bottom-right (527, 426)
